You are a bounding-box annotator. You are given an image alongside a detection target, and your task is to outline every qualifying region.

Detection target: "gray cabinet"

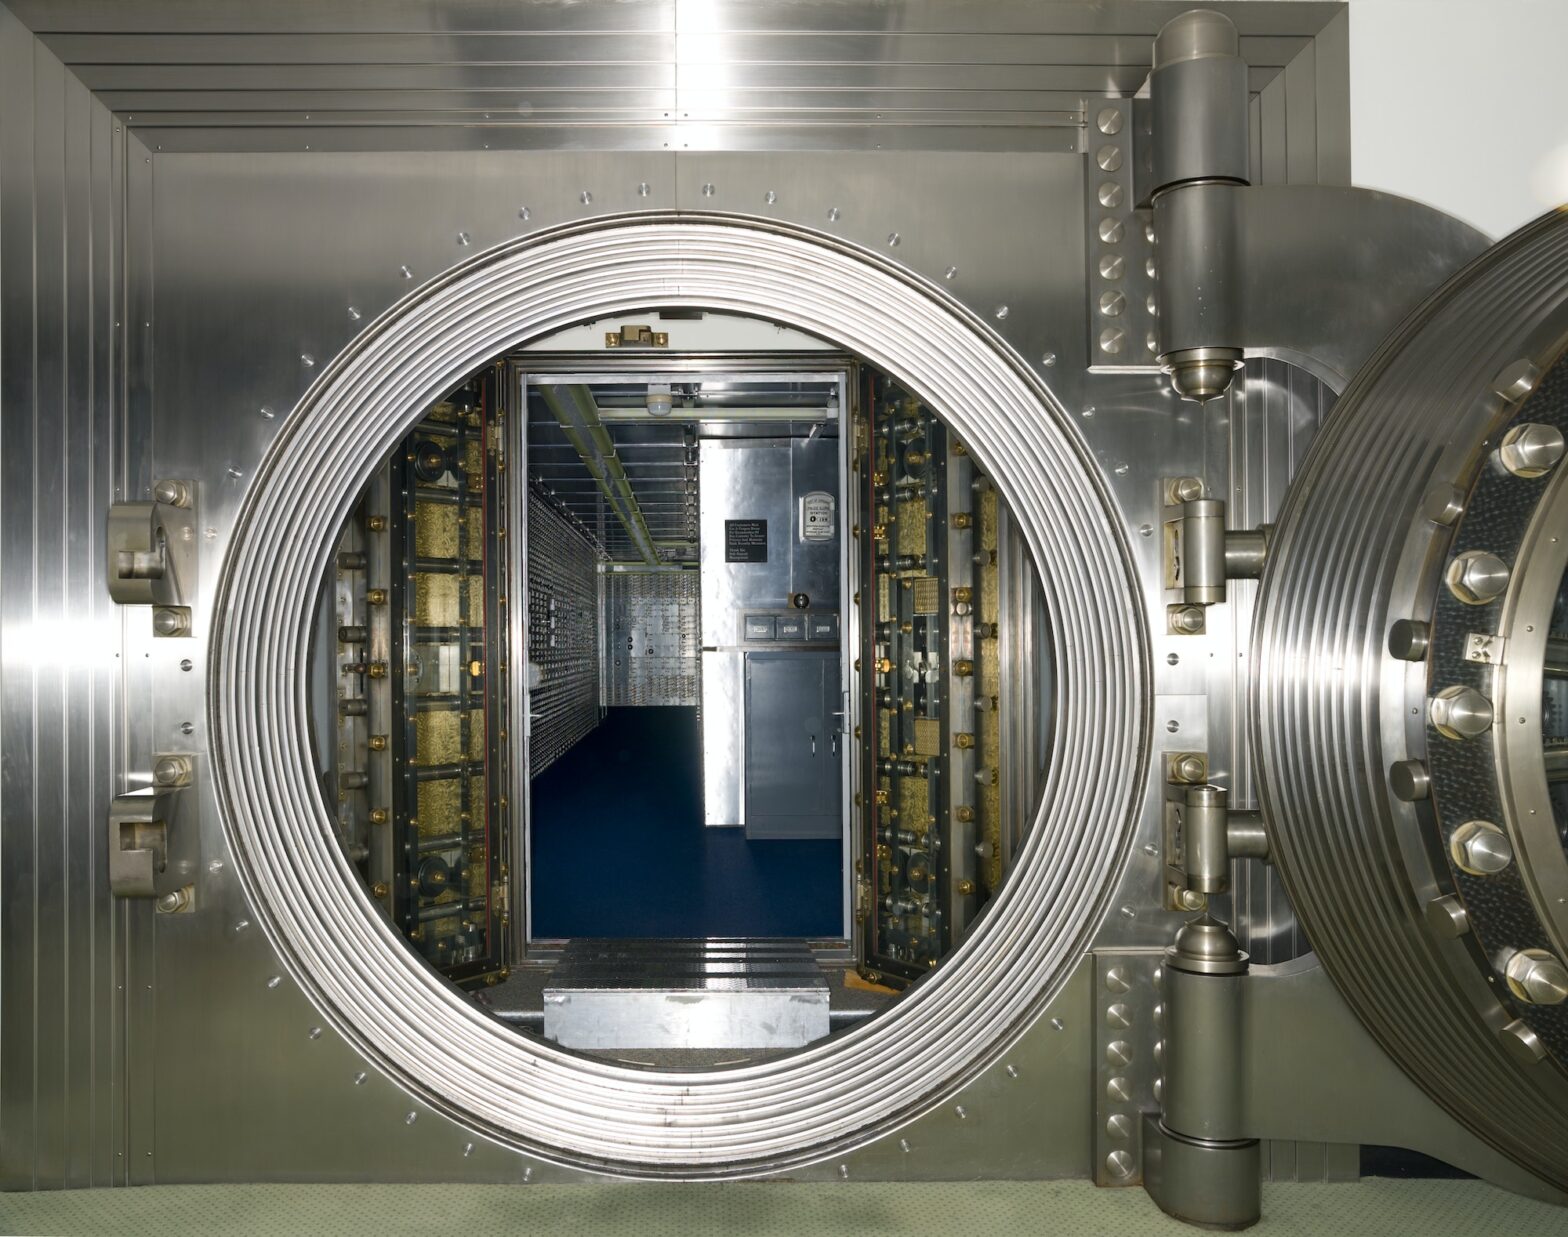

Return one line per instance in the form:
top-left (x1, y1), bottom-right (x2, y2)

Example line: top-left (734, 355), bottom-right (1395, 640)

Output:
top-left (744, 651), bottom-right (842, 840)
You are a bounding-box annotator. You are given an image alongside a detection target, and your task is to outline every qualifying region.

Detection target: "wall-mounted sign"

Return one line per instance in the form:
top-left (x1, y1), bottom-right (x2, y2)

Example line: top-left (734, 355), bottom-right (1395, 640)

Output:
top-left (800, 491), bottom-right (836, 542)
top-left (725, 518), bottom-right (769, 563)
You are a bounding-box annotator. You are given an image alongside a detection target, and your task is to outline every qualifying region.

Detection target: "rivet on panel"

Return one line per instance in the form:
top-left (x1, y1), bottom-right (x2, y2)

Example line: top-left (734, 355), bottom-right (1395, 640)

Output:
top-left (399, 265), bottom-right (413, 280)
top-left (638, 182), bottom-right (650, 197)
top-left (300, 353), bottom-right (315, 368)
top-left (1097, 108), bottom-right (1125, 136)
top-left (1100, 328), bottom-right (1126, 355)
top-left (764, 190), bottom-right (777, 205)
top-left (838, 1164), bottom-right (849, 1179)
top-left (1096, 145), bottom-right (1124, 173)
top-left (233, 918), bottom-right (250, 933)
top-left (1099, 253), bottom-right (1125, 281)
top-left (995, 305), bottom-right (1010, 320)
top-left (308, 1027), bottom-right (322, 1040)
top-left (405, 1112), bottom-right (418, 1126)
top-left (1106, 1040), bottom-right (1133, 1068)
top-left (899, 1138), bottom-right (912, 1153)
top-left (954, 1105), bottom-right (968, 1120)
top-left (1106, 1077), bottom-right (1132, 1102)
top-left (518, 206), bottom-right (531, 220)
top-left (1106, 1150), bottom-right (1135, 1179)
top-left (1105, 967), bottom-right (1130, 994)
top-left (522, 1166), bottom-right (533, 1183)
top-left (1106, 1114), bottom-right (1133, 1140)
top-left (1099, 217), bottom-right (1126, 244)
top-left (887, 232), bottom-right (901, 247)
top-left (702, 183), bottom-right (716, 197)
top-left (463, 1143), bottom-right (475, 1157)
top-left (944, 266), bottom-right (958, 280)
top-left (266, 975), bottom-right (281, 989)
top-left (1099, 290), bottom-right (1126, 317)
top-left (580, 191), bottom-right (593, 205)
top-left (347, 306), bottom-right (362, 322)
top-left (1106, 1003), bottom-right (1132, 1029)
top-left (456, 231), bottom-right (471, 246)
top-left (1004, 1063), bottom-right (1019, 1078)
top-left (226, 466), bottom-right (243, 480)
top-left (1041, 352), bottom-right (1058, 368)
top-left (827, 207), bottom-right (841, 221)
top-left (1098, 182), bottom-right (1124, 209)
top-left (353, 1072), bottom-right (367, 1085)
top-left (1051, 1017), bottom-right (1066, 1031)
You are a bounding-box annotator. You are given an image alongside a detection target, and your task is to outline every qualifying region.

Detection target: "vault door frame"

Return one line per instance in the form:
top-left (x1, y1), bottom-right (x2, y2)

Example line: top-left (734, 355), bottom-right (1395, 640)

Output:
top-left (509, 354), bottom-right (858, 954)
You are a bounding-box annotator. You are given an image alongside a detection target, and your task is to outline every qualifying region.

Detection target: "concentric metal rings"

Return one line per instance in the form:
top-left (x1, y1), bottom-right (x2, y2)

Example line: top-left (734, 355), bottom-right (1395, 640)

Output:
top-left (1254, 209), bottom-right (1568, 1191)
top-left (207, 214), bottom-right (1147, 1175)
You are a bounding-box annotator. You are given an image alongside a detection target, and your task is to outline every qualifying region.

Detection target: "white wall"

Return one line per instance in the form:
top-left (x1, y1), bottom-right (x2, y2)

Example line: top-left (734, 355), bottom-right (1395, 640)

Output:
top-left (1347, 0), bottom-right (1568, 238)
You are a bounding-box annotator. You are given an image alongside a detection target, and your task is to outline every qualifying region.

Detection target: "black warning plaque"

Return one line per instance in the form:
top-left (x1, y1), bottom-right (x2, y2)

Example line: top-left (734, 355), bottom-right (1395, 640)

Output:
top-left (725, 518), bottom-right (768, 563)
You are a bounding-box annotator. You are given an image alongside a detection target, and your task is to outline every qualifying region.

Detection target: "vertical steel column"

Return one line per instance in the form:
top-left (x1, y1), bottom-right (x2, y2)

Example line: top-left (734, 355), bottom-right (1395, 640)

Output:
top-left (1144, 917), bottom-right (1261, 1229)
top-left (1151, 9), bottom-right (1250, 403)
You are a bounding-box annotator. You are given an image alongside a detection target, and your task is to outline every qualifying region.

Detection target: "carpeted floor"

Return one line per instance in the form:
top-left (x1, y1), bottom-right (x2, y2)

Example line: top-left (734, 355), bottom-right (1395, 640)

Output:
top-left (529, 707), bottom-right (842, 938)
top-left (0, 1179), bottom-right (1562, 1237)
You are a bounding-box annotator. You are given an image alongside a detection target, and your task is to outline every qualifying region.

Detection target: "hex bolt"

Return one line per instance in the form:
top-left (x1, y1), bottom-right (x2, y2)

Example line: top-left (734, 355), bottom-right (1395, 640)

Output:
top-left (1450, 819), bottom-right (1513, 876)
top-left (152, 479), bottom-right (191, 508)
top-left (153, 754), bottom-right (193, 788)
top-left (1504, 949), bottom-right (1568, 1006)
top-left (1446, 550), bottom-right (1511, 605)
top-left (1171, 754), bottom-right (1207, 785)
top-left (155, 887), bottom-right (190, 914)
top-left (1171, 604), bottom-right (1206, 635)
top-left (1387, 619), bottom-right (1431, 662)
top-left (1497, 423), bottom-right (1566, 478)
top-left (1429, 684), bottom-right (1494, 740)
top-left (153, 607), bottom-right (191, 637)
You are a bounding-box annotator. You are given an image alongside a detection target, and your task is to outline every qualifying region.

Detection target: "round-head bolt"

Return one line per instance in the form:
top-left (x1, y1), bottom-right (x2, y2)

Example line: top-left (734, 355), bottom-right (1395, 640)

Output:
top-left (1450, 819), bottom-right (1513, 876)
top-left (1430, 685), bottom-right (1494, 740)
top-left (1498, 1018), bottom-right (1547, 1067)
top-left (1504, 949), bottom-right (1568, 1006)
top-left (1446, 550), bottom-right (1511, 605)
top-left (152, 478), bottom-right (192, 508)
top-left (1497, 423), bottom-right (1565, 478)
top-left (1491, 357), bottom-right (1542, 403)
top-left (1389, 759), bottom-right (1431, 801)
top-left (1387, 619), bottom-right (1431, 662)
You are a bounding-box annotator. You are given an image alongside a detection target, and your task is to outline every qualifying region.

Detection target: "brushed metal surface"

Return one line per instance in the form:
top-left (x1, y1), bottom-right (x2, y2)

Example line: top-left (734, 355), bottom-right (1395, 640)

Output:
top-left (0, 5), bottom-right (133, 1190)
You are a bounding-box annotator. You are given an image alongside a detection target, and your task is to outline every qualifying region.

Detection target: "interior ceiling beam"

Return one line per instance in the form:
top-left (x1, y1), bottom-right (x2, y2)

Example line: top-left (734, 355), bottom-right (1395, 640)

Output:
top-left (537, 383), bottom-right (661, 566)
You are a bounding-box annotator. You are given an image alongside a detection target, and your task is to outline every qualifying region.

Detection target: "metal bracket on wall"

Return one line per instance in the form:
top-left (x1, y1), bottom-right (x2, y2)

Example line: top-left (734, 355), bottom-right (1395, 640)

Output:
top-left (1093, 949), bottom-right (1164, 1186)
top-left (106, 479), bottom-right (199, 636)
top-left (1083, 96), bottom-right (1160, 372)
top-left (109, 753), bottom-right (200, 906)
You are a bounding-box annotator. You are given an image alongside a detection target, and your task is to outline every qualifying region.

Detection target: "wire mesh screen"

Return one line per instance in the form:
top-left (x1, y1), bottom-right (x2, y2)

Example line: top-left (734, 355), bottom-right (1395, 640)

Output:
top-left (527, 491), bottom-right (602, 776)
top-left (600, 570), bottom-right (701, 707)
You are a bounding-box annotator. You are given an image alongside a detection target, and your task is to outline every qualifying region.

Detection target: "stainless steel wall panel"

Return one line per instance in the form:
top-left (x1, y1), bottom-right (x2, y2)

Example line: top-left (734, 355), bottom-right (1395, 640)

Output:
top-left (0, 1), bottom-right (129, 1190)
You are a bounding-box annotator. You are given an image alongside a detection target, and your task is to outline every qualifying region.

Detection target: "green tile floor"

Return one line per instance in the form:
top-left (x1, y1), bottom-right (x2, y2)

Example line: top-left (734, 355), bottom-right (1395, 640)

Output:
top-left (0, 1179), bottom-right (1562, 1237)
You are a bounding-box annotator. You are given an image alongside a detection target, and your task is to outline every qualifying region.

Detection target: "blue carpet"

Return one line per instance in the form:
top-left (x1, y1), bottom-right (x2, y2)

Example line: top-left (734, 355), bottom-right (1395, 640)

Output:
top-left (529, 707), bottom-right (842, 938)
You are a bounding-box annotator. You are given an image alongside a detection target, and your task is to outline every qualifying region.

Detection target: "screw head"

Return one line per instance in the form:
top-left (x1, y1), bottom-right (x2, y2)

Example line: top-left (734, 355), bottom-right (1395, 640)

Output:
top-left (1105, 1149), bottom-right (1136, 1180)
top-left (1498, 422), bottom-right (1565, 478)
top-left (1446, 550), bottom-right (1511, 605)
top-left (1430, 684), bottom-right (1494, 739)
top-left (1096, 107), bottom-right (1125, 136)
top-left (1106, 1040), bottom-right (1133, 1068)
top-left (1504, 949), bottom-right (1568, 1005)
top-left (1098, 217), bottom-right (1126, 244)
top-left (1451, 819), bottom-right (1512, 875)
top-left (1096, 145), bottom-right (1124, 172)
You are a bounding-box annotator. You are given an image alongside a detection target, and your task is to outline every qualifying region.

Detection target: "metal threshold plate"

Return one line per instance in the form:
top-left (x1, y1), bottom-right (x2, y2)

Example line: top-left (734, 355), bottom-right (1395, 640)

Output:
top-left (543, 939), bottom-right (830, 1050)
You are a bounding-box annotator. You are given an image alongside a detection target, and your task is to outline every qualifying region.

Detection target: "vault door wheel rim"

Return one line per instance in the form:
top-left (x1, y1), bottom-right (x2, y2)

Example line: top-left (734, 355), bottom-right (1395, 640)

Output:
top-left (208, 215), bottom-right (1147, 1174)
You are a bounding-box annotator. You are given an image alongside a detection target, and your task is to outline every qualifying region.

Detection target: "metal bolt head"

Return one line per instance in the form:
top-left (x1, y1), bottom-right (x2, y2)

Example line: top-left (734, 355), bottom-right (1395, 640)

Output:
top-left (153, 754), bottom-right (192, 787)
top-left (1096, 107), bottom-right (1124, 136)
top-left (1105, 1149), bottom-right (1136, 1180)
top-left (1450, 819), bottom-right (1512, 876)
top-left (1504, 949), bottom-right (1568, 1005)
top-left (1106, 1003), bottom-right (1132, 1029)
top-left (152, 479), bottom-right (191, 508)
top-left (1171, 753), bottom-right (1207, 785)
top-left (1498, 422), bottom-right (1566, 478)
top-left (1491, 358), bottom-right (1542, 403)
top-left (1098, 182), bottom-right (1124, 209)
top-left (1425, 894), bottom-right (1470, 938)
top-left (1177, 888), bottom-right (1206, 911)
top-left (1099, 327), bottom-right (1126, 355)
top-left (1104, 967), bottom-right (1131, 994)
top-left (1105, 1076), bottom-right (1132, 1103)
top-left (1096, 145), bottom-right (1124, 172)
top-left (1446, 550), bottom-right (1511, 605)
top-left (152, 607), bottom-right (190, 637)
top-left (1389, 759), bottom-right (1431, 801)
top-left (1171, 604), bottom-right (1206, 635)
top-left (1098, 217), bottom-right (1126, 244)
top-left (155, 887), bottom-right (190, 914)
top-left (1099, 289), bottom-right (1127, 317)
top-left (1429, 684), bottom-right (1494, 740)
top-left (1106, 1113), bottom-right (1133, 1140)
top-left (1498, 1018), bottom-right (1547, 1066)
top-left (1106, 1040), bottom-right (1133, 1068)
top-left (1387, 619), bottom-right (1431, 662)
top-left (1099, 253), bottom-right (1126, 281)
